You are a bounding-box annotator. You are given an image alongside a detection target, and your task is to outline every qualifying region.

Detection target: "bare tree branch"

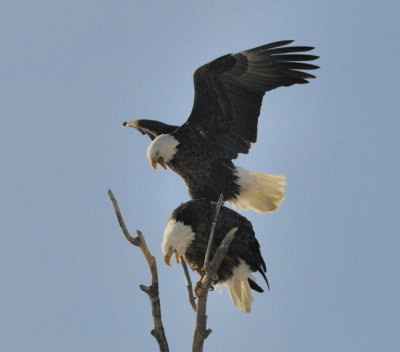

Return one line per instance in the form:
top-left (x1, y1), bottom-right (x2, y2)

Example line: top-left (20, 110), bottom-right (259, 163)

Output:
top-left (108, 189), bottom-right (140, 246)
top-left (192, 194), bottom-right (238, 352)
top-left (207, 227), bottom-right (238, 274)
top-left (192, 227), bottom-right (238, 352)
top-left (108, 190), bottom-right (169, 352)
top-left (181, 261), bottom-right (197, 312)
top-left (203, 194), bottom-right (224, 270)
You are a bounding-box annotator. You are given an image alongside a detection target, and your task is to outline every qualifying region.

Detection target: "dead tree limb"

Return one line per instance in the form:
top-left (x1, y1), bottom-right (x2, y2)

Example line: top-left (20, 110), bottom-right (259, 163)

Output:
top-left (203, 194), bottom-right (224, 270)
top-left (108, 190), bottom-right (169, 352)
top-left (192, 194), bottom-right (238, 352)
top-left (181, 260), bottom-right (197, 312)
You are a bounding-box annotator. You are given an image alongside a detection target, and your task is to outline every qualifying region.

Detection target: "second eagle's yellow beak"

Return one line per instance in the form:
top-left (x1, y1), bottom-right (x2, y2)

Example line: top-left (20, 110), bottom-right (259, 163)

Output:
top-left (164, 251), bottom-right (180, 266)
top-left (151, 157), bottom-right (167, 170)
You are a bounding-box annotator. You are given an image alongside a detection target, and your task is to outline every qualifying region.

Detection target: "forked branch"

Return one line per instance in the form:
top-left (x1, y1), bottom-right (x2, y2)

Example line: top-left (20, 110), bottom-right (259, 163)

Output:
top-left (108, 190), bottom-right (169, 352)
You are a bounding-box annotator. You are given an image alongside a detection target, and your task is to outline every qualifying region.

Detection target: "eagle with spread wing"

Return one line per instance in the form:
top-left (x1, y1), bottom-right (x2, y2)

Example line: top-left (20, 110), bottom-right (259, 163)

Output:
top-left (124, 40), bottom-right (318, 213)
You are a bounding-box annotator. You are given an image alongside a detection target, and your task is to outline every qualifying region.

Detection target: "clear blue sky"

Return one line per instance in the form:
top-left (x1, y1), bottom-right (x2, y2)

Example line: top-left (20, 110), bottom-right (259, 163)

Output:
top-left (1, 1), bottom-right (399, 351)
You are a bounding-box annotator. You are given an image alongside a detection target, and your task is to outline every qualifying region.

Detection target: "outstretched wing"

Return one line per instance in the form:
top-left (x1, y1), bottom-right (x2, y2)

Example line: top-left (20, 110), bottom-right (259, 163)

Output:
top-left (123, 119), bottom-right (179, 140)
top-left (180, 40), bottom-right (319, 158)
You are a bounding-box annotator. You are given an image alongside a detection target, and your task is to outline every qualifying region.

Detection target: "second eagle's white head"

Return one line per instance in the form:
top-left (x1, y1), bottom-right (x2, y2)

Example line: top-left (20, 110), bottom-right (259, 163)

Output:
top-left (146, 134), bottom-right (180, 170)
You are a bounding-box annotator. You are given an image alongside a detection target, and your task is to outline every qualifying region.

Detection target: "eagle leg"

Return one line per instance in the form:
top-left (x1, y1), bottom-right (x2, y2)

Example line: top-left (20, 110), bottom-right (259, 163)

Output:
top-left (199, 267), bottom-right (206, 277)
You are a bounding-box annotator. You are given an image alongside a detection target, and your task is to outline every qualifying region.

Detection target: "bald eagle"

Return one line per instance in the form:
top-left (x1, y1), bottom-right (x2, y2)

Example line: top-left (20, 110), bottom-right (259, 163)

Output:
top-left (124, 40), bottom-right (318, 213)
top-left (162, 200), bottom-right (269, 313)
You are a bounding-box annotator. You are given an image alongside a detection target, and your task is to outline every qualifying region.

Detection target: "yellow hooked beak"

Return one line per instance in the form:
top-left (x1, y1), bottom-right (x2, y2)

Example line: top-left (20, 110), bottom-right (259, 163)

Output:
top-left (151, 157), bottom-right (167, 170)
top-left (151, 159), bottom-right (158, 170)
top-left (164, 251), bottom-right (180, 266)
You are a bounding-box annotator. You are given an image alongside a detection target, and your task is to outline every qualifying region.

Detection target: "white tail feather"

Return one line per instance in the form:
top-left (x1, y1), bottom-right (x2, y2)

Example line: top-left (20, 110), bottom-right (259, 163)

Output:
top-left (229, 166), bottom-right (286, 213)
top-left (225, 260), bottom-right (255, 313)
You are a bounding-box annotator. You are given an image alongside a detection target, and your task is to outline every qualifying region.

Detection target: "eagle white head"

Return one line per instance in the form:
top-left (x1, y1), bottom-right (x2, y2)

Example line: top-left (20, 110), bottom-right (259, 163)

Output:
top-left (146, 134), bottom-right (180, 170)
top-left (162, 218), bottom-right (195, 266)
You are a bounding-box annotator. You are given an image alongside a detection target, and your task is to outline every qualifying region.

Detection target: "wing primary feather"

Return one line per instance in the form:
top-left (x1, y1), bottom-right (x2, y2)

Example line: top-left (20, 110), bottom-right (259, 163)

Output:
top-left (266, 46), bottom-right (315, 54)
top-left (248, 279), bottom-right (264, 292)
top-left (273, 54), bottom-right (320, 61)
top-left (278, 62), bottom-right (319, 70)
top-left (244, 40), bottom-right (294, 53)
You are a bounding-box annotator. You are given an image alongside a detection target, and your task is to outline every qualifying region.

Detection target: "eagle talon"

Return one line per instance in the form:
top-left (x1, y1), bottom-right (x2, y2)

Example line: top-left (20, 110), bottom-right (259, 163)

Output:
top-left (194, 282), bottom-right (202, 297)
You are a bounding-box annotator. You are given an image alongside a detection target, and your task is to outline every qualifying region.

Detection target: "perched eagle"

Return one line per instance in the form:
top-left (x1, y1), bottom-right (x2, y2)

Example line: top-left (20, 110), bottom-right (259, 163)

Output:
top-left (124, 40), bottom-right (318, 213)
top-left (162, 199), bottom-right (269, 313)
